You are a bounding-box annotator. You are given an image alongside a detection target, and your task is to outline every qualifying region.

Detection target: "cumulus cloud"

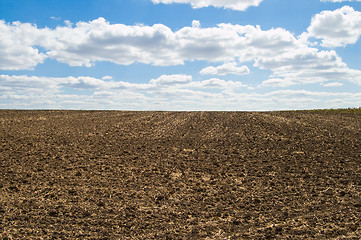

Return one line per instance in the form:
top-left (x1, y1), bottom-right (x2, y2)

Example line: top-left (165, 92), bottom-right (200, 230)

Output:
top-left (60, 76), bottom-right (119, 89)
top-left (41, 18), bottom-right (180, 67)
top-left (1, 18), bottom-right (361, 88)
top-left (306, 6), bottom-right (361, 47)
top-left (256, 48), bottom-right (361, 86)
top-left (192, 20), bottom-right (201, 28)
top-left (0, 20), bottom-right (47, 70)
top-left (200, 62), bottom-right (250, 76)
top-left (150, 74), bottom-right (192, 86)
top-left (151, 0), bottom-right (263, 11)
top-left (0, 18), bottom-right (306, 68)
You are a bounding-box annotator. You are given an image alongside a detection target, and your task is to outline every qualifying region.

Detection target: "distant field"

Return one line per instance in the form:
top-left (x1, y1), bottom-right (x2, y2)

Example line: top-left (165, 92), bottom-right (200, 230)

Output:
top-left (308, 107), bottom-right (361, 114)
top-left (1, 110), bottom-right (360, 239)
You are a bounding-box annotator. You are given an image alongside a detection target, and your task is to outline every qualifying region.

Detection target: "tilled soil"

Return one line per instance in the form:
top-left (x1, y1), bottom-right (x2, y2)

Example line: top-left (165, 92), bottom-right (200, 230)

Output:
top-left (0, 110), bottom-right (361, 239)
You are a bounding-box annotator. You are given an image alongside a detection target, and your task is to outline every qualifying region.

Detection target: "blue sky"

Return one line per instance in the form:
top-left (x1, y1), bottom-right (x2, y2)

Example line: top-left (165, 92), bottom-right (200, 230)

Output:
top-left (0, 0), bottom-right (360, 110)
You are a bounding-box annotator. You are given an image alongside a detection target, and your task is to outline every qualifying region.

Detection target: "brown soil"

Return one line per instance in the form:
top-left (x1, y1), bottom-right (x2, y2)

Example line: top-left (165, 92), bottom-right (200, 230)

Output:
top-left (0, 110), bottom-right (361, 239)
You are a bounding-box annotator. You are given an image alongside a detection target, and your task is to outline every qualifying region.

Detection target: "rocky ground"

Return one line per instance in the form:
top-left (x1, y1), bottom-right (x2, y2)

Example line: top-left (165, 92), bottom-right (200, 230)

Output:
top-left (0, 110), bottom-right (360, 239)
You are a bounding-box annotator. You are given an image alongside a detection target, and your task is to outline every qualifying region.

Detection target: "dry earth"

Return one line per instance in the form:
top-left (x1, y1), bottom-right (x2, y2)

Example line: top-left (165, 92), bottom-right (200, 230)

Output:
top-left (0, 110), bottom-right (361, 239)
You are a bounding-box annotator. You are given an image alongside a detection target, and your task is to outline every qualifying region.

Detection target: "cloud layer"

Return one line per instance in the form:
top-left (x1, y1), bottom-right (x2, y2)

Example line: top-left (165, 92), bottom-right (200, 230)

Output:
top-left (151, 0), bottom-right (263, 11)
top-left (1, 74), bottom-right (360, 110)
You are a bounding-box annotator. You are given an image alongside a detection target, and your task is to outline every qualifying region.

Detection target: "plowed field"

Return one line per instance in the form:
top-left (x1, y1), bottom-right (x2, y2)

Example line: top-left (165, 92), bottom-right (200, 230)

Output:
top-left (1, 110), bottom-right (361, 239)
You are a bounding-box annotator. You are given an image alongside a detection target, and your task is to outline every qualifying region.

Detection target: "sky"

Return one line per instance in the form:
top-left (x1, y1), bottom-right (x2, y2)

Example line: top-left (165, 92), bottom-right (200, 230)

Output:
top-left (0, 0), bottom-right (360, 111)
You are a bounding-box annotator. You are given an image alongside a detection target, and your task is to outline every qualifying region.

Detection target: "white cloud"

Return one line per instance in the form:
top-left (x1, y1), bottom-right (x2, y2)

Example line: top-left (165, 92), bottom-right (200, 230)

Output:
top-left (146, 74), bottom-right (247, 89)
top-left (60, 76), bottom-right (118, 89)
top-left (260, 78), bottom-right (294, 88)
top-left (0, 73), bottom-right (246, 96)
top-left (151, 0), bottom-right (263, 11)
top-left (50, 16), bottom-right (61, 21)
top-left (0, 18), bottom-right (307, 68)
top-left (197, 78), bottom-right (247, 88)
top-left (64, 20), bottom-right (73, 28)
top-left (0, 74), bottom-right (61, 93)
top-left (0, 20), bottom-right (47, 70)
top-left (306, 6), bottom-right (361, 47)
top-left (200, 62), bottom-right (250, 76)
top-left (256, 48), bottom-right (361, 86)
top-left (42, 18), bottom-right (180, 67)
top-left (1, 74), bottom-right (360, 110)
top-left (192, 20), bottom-right (201, 28)
top-left (322, 82), bottom-right (344, 87)
top-left (102, 76), bottom-right (113, 80)
top-left (0, 74), bottom-right (248, 110)
top-left (1, 18), bottom-right (360, 88)
top-left (149, 74), bottom-right (192, 86)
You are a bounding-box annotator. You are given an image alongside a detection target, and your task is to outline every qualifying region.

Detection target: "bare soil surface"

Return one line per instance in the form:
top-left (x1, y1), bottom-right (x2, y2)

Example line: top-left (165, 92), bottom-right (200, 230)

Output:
top-left (0, 110), bottom-right (361, 239)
